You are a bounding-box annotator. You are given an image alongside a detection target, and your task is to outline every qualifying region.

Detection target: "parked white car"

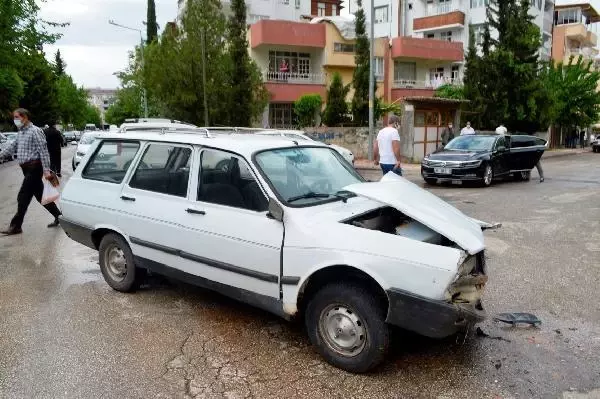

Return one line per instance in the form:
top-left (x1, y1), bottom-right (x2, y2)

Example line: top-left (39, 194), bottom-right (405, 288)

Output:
top-left (254, 130), bottom-right (354, 165)
top-left (60, 131), bottom-right (494, 372)
top-left (72, 131), bottom-right (101, 171)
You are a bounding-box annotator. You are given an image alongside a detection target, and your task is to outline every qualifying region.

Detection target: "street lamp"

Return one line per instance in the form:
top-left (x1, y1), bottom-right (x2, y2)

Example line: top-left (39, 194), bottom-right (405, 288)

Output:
top-left (368, 0), bottom-right (375, 161)
top-left (108, 19), bottom-right (149, 118)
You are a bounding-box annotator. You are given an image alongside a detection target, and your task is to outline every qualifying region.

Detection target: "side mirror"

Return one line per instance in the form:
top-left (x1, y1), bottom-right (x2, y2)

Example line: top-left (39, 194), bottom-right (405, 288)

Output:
top-left (267, 198), bottom-right (284, 222)
top-left (497, 146), bottom-right (507, 152)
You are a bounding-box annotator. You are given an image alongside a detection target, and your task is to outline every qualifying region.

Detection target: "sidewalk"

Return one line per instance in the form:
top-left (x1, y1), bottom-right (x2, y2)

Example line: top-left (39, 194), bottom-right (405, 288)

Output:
top-left (354, 148), bottom-right (591, 171)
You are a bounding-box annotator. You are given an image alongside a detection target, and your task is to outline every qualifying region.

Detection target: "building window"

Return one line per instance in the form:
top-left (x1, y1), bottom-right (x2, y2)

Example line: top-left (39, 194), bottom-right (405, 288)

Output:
top-left (82, 141), bottom-right (140, 184)
top-left (279, 0), bottom-right (289, 4)
top-left (555, 8), bottom-right (581, 25)
top-left (440, 31), bottom-right (452, 41)
top-left (374, 5), bottom-right (389, 23)
top-left (334, 42), bottom-right (356, 52)
top-left (451, 65), bottom-right (460, 81)
top-left (429, 67), bottom-right (445, 82)
top-left (394, 61), bottom-right (416, 82)
top-left (374, 57), bottom-right (384, 80)
top-left (318, 2), bottom-right (326, 16)
top-left (426, 33), bottom-right (435, 39)
top-left (332, 4), bottom-right (337, 15)
top-left (268, 51), bottom-right (311, 75)
top-left (269, 103), bottom-right (295, 128)
top-left (295, 0), bottom-right (300, 8)
top-left (472, 24), bottom-right (485, 45)
top-left (470, 0), bottom-right (485, 8)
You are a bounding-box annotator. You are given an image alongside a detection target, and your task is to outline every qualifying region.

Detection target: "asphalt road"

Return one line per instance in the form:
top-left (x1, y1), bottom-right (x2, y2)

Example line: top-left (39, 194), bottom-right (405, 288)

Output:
top-left (1, 146), bottom-right (599, 399)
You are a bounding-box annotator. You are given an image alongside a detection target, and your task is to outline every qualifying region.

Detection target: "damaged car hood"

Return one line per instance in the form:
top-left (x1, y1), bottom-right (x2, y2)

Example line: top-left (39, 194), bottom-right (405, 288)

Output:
top-left (343, 173), bottom-right (486, 254)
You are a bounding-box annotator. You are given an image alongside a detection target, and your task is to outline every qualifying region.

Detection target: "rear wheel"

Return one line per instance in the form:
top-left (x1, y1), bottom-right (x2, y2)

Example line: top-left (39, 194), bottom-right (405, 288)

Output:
top-left (480, 164), bottom-right (493, 187)
top-left (305, 282), bottom-right (390, 373)
top-left (98, 233), bottom-right (145, 292)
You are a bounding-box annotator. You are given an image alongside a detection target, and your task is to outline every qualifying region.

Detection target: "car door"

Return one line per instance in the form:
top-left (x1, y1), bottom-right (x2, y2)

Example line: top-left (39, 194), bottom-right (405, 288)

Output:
top-left (175, 147), bottom-right (282, 299)
top-left (118, 142), bottom-right (195, 271)
top-left (491, 136), bottom-right (510, 175)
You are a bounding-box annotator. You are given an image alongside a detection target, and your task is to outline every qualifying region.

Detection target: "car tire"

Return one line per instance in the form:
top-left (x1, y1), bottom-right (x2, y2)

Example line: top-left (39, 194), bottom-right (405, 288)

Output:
top-left (480, 164), bottom-right (493, 187)
top-left (424, 178), bottom-right (437, 185)
top-left (305, 281), bottom-right (390, 373)
top-left (98, 233), bottom-right (145, 292)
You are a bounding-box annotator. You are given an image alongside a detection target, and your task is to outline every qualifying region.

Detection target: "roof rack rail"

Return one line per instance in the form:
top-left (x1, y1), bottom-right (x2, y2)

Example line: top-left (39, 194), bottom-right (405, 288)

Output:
top-left (159, 127), bottom-right (212, 137)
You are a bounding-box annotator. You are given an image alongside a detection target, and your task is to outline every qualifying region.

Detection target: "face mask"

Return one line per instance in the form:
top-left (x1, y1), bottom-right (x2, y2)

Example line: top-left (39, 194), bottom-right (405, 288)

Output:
top-left (14, 119), bottom-right (23, 128)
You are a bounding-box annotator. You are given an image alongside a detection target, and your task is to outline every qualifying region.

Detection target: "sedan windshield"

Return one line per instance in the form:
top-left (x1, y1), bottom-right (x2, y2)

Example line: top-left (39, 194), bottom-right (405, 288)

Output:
top-left (255, 147), bottom-right (363, 206)
top-left (445, 135), bottom-right (497, 151)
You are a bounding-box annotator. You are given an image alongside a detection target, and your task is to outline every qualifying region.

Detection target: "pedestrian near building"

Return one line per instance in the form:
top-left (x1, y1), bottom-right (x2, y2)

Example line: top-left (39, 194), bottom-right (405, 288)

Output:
top-left (495, 124), bottom-right (508, 135)
top-left (0, 109), bottom-right (62, 236)
top-left (374, 115), bottom-right (402, 176)
top-left (579, 130), bottom-right (586, 148)
top-left (440, 122), bottom-right (455, 146)
top-left (460, 121), bottom-right (475, 135)
top-left (44, 122), bottom-right (65, 177)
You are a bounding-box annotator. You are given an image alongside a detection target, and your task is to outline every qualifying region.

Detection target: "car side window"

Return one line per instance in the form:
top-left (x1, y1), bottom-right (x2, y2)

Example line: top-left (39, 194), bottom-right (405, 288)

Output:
top-left (197, 149), bottom-right (268, 212)
top-left (129, 143), bottom-right (192, 198)
top-left (82, 141), bottom-right (140, 184)
top-left (495, 136), bottom-right (506, 150)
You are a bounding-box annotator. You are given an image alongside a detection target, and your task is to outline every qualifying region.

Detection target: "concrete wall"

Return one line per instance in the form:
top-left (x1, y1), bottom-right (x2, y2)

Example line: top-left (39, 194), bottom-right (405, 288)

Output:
top-left (304, 126), bottom-right (372, 159)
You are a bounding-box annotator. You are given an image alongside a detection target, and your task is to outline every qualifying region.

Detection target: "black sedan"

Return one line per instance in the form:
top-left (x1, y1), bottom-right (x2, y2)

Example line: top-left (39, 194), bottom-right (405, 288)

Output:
top-left (421, 134), bottom-right (546, 187)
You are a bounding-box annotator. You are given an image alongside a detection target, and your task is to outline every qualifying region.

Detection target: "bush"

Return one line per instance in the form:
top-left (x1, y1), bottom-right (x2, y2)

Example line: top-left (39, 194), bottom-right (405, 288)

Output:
top-left (434, 84), bottom-right (465, 100)
top-left (294, 94), bottom-right (323, 127)
top-left (322, 72), bottom-right (350, 126)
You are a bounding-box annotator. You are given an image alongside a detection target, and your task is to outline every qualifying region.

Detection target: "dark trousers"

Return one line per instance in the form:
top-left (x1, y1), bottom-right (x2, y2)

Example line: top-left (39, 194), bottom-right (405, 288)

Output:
top-left (380, 164), bottom-right (403, 176)
top-left (50, 152), bottom-right (61, 175)
top-left (10, 162), bottom-right (61, 229)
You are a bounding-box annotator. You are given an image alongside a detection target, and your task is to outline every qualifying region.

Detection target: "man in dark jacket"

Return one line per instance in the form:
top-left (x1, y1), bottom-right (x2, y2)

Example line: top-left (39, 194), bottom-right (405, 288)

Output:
top-left (44, 122), bottom-right (64, 177)
top-left (441, 122), bottom-right (455, 147)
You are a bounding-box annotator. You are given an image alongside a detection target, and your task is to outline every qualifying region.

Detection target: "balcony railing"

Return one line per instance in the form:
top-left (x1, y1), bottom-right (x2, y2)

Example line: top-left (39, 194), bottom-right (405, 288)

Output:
top-left (426, 1), bottom-right (461, 16)
top-left (264, 71), bottom-right (325, 84)
top-left (565, 47), bottom-right (598, 60)
top-left (393, 77), bottom-right (462, 89)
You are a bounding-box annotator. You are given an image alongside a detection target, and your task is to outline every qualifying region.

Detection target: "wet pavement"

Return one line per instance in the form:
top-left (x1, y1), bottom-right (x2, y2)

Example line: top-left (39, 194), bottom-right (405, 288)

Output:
top-left (1, 147), bottom-right (599, 398)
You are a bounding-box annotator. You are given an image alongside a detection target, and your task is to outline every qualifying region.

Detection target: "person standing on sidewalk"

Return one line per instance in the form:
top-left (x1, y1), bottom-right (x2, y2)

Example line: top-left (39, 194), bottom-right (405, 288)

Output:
top-left (441, 122), bottom-right (455, 147)
top-left (43, 121), bottom-right (64, 177)
top-left (460, 121), bottom-right (476, 135)
top-left (374, 115), bottom-right (402, 176)
top-left (0, 109), bottom-right (62, 236)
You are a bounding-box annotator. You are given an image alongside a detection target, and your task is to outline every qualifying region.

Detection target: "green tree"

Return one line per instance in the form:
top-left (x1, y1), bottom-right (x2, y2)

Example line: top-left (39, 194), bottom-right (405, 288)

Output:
top-left (351, 0), bottom-right (370, 126)
top-left (227, 0), bottom-right (254, 126)
top-left (54, 49), bottom-right (66, 76)
top-left (541, 57), bottom-right (600, 140)
top-left (294, 94), bottom-right (322, 127)
top-left (56, 74), bottom-right (89, 126)
top-left (19, 54), bottom-right (59, 126)
top-left (79, 104), bottom-right (102, 129)
top-left (0, 68), bottom-right (24, 120)
top-left (146, 0), bottom-right (158, 44)
top-left (104, 86), bottom-right (145, 125)
top-left (322, 72), bottom-right (349, 126)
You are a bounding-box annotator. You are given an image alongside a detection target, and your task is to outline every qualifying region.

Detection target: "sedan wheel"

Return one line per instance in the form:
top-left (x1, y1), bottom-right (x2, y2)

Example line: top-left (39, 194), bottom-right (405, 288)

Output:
top-left (482, 165), bottom-right (493, 187)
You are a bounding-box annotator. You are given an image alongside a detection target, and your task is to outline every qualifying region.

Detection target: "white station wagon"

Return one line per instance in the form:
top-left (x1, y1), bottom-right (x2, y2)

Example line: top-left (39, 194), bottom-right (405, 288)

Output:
top-left (60, 130), bottom-right (494, 372)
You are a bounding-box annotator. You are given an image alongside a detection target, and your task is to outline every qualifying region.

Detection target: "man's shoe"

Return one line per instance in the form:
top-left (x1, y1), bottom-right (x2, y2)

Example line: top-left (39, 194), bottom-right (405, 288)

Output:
top-left (1, 226), bottom-right (23, 235)
top-left (540, 177), bottom-right (545, 183)
top-left (47, 218), bottom-right (60, 228)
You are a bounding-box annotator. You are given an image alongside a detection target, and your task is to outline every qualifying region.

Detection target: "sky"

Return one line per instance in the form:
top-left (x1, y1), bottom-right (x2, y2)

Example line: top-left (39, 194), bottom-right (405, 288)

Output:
top-left (40, 0), bottom-right (178, 89)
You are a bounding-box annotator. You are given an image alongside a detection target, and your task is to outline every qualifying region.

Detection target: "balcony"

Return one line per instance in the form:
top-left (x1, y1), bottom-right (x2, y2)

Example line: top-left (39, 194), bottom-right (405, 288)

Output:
top-left (413, 11), bottom-right (465, 31)
top-left (264, 71), bottom-right (325, 84)
top-left (391, 37), bottom-right (464, 61)
top-left (250, 20), bottom-right (326, 48)
top-left (565, 47), bottom-right (599, 62)
top-left (563, 23), bottom-right (597, 46)
top-left (392, 77), bottom-right (462, 89)
top-left (263, 70), bottom-right (326, 102)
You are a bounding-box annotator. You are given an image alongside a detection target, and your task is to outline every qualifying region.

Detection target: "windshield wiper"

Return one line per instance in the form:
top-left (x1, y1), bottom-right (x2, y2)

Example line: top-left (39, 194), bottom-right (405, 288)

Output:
top-left (287, 192), bottom-right (331, 203)
top-left (287, 190), bottom-right (356, 204)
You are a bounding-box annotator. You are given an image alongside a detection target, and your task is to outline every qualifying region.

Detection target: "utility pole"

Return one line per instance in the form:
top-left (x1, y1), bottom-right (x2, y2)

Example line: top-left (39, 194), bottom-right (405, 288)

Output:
top-left (109, 19), bottom-right (149, 118)
top-left (368, 0), bottom-right (375, 160)
top-left (201, 28), bottom-right (209, 126)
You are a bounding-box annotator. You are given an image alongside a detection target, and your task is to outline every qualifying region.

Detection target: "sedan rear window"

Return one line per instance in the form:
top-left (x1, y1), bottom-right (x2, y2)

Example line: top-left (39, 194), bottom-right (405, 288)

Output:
top-left (82, 141), bottom-right (140, 184)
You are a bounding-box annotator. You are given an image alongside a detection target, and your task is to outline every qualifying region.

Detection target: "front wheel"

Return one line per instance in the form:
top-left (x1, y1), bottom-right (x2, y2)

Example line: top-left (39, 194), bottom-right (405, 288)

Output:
top-left (98, 233), bottom-right (145, 292)
top-left (305, 282), bottom-right (390, 373)
top-left (480, 164), bottom-right (493, 187)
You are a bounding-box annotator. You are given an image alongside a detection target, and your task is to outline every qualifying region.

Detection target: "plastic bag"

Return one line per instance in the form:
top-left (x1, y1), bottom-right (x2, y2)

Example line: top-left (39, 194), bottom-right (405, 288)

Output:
top-left (41, 179), bottom-right (60, 205)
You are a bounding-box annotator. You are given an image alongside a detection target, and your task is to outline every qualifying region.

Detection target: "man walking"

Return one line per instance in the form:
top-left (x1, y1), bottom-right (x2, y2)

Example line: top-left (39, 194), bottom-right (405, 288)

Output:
top-left (0, 109), bottom-right (62, 236)
top-left (441, 122), bottom-right (455, 147)
top-left (374, 115), bottom-right (402, 176)
top-left (44, 121), bottom-right (64, 177)
top-left (460, 121), bottom-right (475, 135)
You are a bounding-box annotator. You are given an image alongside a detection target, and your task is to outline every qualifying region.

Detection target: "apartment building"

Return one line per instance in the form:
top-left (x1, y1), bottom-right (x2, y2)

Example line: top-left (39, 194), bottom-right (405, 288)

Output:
top-left (177, 0), bottom-right (341, 25)
top-left (86, 88), bottom-right (116, 124)
top-left (551, 2), bottom-right (599, 64)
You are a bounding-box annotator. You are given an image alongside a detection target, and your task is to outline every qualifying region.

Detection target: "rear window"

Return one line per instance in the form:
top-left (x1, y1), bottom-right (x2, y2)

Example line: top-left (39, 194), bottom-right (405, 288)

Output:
top-left (82, 141), bottom-right (140, 184)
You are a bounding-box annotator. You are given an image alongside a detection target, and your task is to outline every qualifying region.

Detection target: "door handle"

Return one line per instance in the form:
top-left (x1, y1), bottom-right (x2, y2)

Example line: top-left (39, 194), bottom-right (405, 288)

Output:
top-left (186, 208), bottom-right (206, 215)
top-left (120, 195), bottom-right (136, 202)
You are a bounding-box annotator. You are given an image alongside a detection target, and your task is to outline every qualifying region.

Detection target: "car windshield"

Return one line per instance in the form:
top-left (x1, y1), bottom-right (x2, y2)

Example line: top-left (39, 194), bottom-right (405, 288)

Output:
top-left (255, 147), bottom-right (363, 207)
top-left (79, 133), bottom-right (97, 145)
top-left (445, 135), bottom-right (497, 151)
